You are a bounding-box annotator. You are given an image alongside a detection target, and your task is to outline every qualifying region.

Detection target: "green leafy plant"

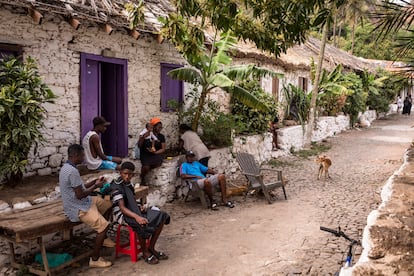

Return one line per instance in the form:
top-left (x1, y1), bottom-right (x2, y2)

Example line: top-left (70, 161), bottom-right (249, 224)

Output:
top-left (231, 79), bottom-right (279, 135)
top-left (0, 57), bottom-right (56, 185)
top-left (165, 31), bottom-right (277, 130)
top-left (282, 84), bottom-right (311, 131)
top-left (342, 72), bottom-right (366, 126)
top-left (125, 1), bottom-right (145, 30)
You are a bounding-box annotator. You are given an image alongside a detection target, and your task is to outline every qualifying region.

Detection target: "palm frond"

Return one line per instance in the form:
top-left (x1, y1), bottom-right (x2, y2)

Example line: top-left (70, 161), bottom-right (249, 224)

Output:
top-left (224, 85), bottom-right (269, 112)
top-left (373, 0), bottom-right (414, 39)
top-left (208, 73), bottom-right (234, 88)
top-left (222, 65), bottom-right (281, 80)
top-left (168, 67), bottom-right (202, 84)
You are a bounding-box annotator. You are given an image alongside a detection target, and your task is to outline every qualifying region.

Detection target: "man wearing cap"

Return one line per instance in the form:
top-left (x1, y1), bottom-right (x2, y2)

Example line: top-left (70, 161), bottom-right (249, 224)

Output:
top-left (178, 124), bottom-right (211, 167)
top-left (180, 150), bottom-right (234, 210)
top-left (82, 116), bottom-right (122, 171)
top-left (138, 118), bottom-right (166, 185)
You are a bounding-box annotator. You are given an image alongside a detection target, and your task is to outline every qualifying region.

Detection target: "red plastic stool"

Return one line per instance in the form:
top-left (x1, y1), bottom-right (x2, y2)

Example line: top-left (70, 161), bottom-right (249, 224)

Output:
top-left (115, 224), bottom-right (149, 262)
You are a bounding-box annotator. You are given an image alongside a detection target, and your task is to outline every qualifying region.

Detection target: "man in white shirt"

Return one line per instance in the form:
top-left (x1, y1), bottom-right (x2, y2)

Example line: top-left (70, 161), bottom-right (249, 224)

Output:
top-left (82, 116), bottom-right (122, 170)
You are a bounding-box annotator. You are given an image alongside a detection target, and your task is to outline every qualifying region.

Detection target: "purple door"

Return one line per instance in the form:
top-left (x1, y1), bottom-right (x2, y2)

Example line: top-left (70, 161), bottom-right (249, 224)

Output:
top-left (80, 53), bottom-right (128, 157)
top-left (160, 63), bottom-right (183, 112)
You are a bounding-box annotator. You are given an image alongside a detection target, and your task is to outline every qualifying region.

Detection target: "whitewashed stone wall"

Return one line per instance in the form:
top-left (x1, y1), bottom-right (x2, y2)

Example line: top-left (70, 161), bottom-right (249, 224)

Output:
top-left (278, 115), bottom-right (350, 152)
top-left (0, 8), bottom-right (185, 177)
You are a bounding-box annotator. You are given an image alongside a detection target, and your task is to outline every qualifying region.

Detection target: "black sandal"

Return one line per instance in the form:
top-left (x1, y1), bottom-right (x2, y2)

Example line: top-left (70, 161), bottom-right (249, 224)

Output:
top-left (225, 201), bottom-right (235, 208)
top-left (144, 254), bottom-right (159, 265)
top-left (150, 249), bottom-right (169, 260)
top-left (211, 203), bottom-right (219, 211)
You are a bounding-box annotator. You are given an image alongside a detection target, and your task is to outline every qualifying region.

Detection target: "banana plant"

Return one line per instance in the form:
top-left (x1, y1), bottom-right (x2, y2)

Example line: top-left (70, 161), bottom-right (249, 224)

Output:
top-left (167, 31), bottom-right (282, 130)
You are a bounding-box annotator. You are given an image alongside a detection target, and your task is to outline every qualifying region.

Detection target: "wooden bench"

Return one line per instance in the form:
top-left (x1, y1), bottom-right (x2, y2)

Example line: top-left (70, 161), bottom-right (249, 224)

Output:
top-left (0, 200), bottom-right (88, 276)
top-left (0, 186), bottom-right (149, 276)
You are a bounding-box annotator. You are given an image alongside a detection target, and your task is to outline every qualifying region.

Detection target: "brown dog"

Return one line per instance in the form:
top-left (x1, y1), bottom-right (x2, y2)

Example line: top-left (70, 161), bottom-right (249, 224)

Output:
top-left (316, 155), bottom-right (332, 180)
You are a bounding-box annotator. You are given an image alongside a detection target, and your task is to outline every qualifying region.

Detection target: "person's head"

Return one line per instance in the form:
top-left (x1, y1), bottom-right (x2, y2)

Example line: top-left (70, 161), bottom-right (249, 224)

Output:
top-left (179, 123), bottom-right (192, 134)
top-left (185, 150), bottom-right (196, 163)
top-left (146, 122), bottom-right (153, 131)
top-left (150, 117), bottom-right (162, 134)
top-left (119, 162), bottom-right (136, 183)
top-left (92, 116), bottom-right (111, 133)
top-left (67, 144), bottom-right (85, 165)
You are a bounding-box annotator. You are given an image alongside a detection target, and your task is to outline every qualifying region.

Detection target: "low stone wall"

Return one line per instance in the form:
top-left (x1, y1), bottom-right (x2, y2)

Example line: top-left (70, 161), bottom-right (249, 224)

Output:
top-left (278, 115), bottom-right (350, 152)
top-left (347, 146), bottom-right (414, 275)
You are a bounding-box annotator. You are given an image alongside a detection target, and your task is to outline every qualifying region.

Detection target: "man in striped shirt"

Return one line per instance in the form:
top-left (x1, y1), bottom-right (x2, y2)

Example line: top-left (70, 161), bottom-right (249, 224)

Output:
top-left (59, 144), bottom-right (114, 268)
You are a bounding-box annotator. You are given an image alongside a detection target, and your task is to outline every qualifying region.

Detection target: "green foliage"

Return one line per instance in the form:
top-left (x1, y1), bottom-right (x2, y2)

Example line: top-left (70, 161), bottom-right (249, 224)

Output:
top-left (231, 79), bottom-right (279, 135)
top-left (367, 69), bottom-right (408, 113)
top-left (282, 84), bottom-right (311, 129)
top-left (166, 31), bottom-right (276, 130)
top-left (125, 1), bottom-right (145, 30)
top-left (293, 142), bottom-right (331, 159)
top-left (311, 63), bottom-right (351, 115)
top-left (342, 72), bottom-right (366, 125)
top-left (165, 0), bottom-right (330, 57)
top-left (0, 57), bottom-right (55, 185)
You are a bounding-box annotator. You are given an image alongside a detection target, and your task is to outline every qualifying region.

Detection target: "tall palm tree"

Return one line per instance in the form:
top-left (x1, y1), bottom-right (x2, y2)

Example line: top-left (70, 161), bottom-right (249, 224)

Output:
top-left (168, 32), bottom-right (280, 130)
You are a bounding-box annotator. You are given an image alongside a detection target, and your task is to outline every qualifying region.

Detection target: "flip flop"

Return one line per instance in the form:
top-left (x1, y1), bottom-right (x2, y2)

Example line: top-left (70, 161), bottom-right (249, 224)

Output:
top-left (211, 203), bottom-right (219, 211)
top-left (225, 201), bottom-right (235, 208)
top-left (144, 254), bottom-right (159, 265)
top-left (150, 250), bottom-right (169, 260)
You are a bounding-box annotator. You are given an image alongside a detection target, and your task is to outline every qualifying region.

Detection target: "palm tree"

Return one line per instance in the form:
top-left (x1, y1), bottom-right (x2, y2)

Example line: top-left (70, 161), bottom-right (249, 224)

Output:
top-left (168, 32), bottom-right (280, 130)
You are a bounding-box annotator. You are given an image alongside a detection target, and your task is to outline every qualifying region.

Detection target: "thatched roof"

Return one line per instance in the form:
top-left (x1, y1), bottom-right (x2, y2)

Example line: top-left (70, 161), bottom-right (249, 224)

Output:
top-left (0, 0), bottom-right (173, 33)
top-left (0, 0), bottom-right (397, 74)
top-left (235, 36), bottom-right (379, 73)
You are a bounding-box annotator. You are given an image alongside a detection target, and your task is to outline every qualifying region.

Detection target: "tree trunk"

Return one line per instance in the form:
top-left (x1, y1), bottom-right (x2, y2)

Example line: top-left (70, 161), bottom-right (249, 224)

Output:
top-left (351, 17), bottom-right (356, 55)
top-left (304, 21), bottom-right (329, 148)
top-left (191, 86), bottom-right (209, 131)
top-left (333, 15), bottom-right (337, 46)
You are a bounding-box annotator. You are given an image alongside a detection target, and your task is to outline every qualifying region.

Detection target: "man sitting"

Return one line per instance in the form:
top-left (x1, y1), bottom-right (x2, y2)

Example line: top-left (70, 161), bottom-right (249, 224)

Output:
top-left (180, 151), bottom-right (234, 210)
top-left (82, 116), bottom-right (122, 170)
top-left (59, 144), bottom-right (115, 268)
top-left (109, 162), bottom-right (170, 265)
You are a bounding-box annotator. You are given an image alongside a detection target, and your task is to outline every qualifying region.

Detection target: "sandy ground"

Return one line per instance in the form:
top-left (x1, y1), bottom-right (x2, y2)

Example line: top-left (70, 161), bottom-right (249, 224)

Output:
top-left (1, 114), bottom-right (414, 276)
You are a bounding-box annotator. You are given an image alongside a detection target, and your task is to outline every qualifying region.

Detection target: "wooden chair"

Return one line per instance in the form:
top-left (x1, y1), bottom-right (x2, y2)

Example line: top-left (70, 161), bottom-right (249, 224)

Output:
top-left (236, 152), bottom-right (287, 203)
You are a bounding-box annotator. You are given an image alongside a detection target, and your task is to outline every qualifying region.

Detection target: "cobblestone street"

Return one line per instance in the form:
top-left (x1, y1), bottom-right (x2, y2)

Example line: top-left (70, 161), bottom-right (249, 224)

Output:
top-left (1, 115), bottom-right (413, 276)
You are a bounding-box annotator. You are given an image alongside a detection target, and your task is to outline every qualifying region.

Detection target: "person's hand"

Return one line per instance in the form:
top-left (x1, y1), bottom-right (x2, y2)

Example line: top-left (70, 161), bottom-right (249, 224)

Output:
top-left (135, 216), bottom-right (148, 225)
top-left (112, 156), bottom-right (122, 164)
top-left (147, 147), bottom-right (156, 153)
top-left (95, 176), bottom-right (106, 188)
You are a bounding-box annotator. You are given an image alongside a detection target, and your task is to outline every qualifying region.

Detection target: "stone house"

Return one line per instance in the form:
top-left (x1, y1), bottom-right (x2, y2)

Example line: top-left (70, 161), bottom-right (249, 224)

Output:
top-left (0, 0), bottom-right (187, 177)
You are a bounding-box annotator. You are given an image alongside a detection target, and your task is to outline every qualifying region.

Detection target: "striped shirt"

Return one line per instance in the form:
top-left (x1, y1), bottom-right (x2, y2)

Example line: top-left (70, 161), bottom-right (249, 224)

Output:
top-left (110, 177), bottom-right (134, 224)
top-left (59, 162), bottom-right (92, 222)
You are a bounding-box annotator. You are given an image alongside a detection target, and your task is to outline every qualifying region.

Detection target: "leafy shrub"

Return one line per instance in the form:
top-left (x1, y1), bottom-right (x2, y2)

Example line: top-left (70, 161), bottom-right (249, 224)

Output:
top-left (231, 79), bottom-right (279, 135)
top-left (366, 69), bottom-right (407, 113)
top-left (282, 84), bottom-right (310, 128)
top-left (0, 57), bottom-right (55, 185)
top-left (342, 72), bottom-right (366, 125)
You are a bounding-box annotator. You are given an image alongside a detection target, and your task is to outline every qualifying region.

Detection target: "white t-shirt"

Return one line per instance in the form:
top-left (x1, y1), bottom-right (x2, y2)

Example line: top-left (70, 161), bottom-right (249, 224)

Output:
top-left (139, 128), bottom-right (158, 141)
top-left (181, 130), bottom-right (210, 160)
top-left (82, 130), bottom-right (103, 170)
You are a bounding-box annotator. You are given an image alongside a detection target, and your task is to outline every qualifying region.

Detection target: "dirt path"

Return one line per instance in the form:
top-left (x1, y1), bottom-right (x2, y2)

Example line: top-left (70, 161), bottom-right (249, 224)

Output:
top-left (2, 115), bottom-right (414, 276)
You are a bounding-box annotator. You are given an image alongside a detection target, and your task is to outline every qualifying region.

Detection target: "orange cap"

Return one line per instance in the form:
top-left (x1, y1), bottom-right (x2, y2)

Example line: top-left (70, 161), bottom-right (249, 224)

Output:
top-left (150, 117), bottom-right (161, 126)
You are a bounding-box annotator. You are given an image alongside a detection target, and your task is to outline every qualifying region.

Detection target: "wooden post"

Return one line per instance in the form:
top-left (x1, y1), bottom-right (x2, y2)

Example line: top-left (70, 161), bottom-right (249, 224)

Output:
top-left (103, 24), bottom-right (113, 35)
top-left (69, 17), bottom-right (81, 30)
top-left (130, 29), bottom-right (140, 40)
top-left (156, 33), bottom-right (164, 44)
top-left (28, 8), bottom-right (43, 25)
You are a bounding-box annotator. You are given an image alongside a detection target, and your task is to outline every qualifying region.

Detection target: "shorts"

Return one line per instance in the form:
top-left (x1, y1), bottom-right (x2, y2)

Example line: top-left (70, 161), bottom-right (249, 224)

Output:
top-left (98, 159), bottom-right (117, 170)
top-left (196, 174), bottom-right (219, 189)
top-left (79, 196), bottom-right (112, 233)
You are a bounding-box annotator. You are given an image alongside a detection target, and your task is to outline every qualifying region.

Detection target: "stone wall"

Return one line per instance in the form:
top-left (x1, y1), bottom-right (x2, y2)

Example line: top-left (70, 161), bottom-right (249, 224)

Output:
top-left (0, 8), bottom-right (185, 177)
top-left (347, 145), bottom-right (414, 275)
top-left (144, 115), bottom-right (352, 207)
top-left (278, 115), bottom-right (350, 152)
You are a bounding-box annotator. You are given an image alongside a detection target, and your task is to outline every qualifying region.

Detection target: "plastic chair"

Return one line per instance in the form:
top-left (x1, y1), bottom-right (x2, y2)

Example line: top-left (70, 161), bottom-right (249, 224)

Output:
top-left (115, 224), bottom-right (149, 262)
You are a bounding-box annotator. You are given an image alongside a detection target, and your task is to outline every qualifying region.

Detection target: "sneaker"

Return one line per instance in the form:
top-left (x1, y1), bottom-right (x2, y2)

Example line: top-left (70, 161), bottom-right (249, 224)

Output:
top-left (89, 257), bottom-right (112, 268)
top-left (103, 238), bottom-right (116, 248)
